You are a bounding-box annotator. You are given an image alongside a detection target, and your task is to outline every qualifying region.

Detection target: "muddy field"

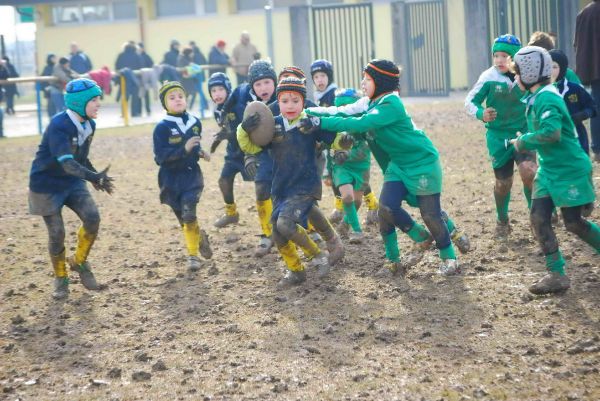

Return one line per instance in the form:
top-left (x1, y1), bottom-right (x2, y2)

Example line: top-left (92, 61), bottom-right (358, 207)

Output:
top-left (0, 101), bottom-right (598, 401)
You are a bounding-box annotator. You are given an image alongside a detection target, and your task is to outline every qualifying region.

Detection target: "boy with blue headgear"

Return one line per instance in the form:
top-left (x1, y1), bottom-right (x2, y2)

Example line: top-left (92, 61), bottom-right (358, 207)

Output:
top-left (28, 78), bottom-right (114, 299)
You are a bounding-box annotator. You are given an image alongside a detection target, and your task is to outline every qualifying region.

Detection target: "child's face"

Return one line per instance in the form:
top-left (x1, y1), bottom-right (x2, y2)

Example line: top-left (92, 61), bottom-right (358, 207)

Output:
top-left (551, 61), bottom-right (560, 83)
top-left (313, 72), bottom-right (329, 91)
top-left (252, 78), bottom-right (275, 102)
top-left (493, 51), bottom-right (511, 73)
top-left (361, 73), bottom-right (375, 99)
top-left (278, 91), bottom-right (304, 120)
top-left (166, 88), bottom-right (187, 113)
top-left (210, 86), bottom-right (228, 105)
top-left (279, 73), bottom-right (295, 80)
top-left (85, 96), bottom-right (101, 119)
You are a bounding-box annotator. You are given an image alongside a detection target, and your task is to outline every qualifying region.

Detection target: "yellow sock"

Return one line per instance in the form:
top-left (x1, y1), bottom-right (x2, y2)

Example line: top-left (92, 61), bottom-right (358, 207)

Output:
top-left (183, 220), bottom-right (200, 256)
top-left (307, 221), bottom-right (316, 233)
top-left (225, 203), bottom-right (237, 216)
top-left (293, 226), bottom-right (321, 259)
top-left (364, 192), bottom-right (378, 210)
top-left (334, 196), bottom-right (343, 212)
top-left (74, 226), bottom-right (97, 265)
top-left (50, 249), bottom-right (67, 277)
top-left (256, 199), bottom-right (273, 237)
top-left (277, 241), bottom-right (304, 272)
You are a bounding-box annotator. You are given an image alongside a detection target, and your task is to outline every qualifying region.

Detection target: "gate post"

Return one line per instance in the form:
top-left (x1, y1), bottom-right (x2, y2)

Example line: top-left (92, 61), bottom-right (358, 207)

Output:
top-left (391, 1), bottom-right (410, 95)
top-left (558, 0), bottom-right (578, 64)
top-left (289, 5), bottom-right (313, 100)
top-left (464, 0), bottom-right (490, 85)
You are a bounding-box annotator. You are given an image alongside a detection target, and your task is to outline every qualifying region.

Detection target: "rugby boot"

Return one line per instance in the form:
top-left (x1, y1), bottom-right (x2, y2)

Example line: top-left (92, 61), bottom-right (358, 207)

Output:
top-left (254, 235), bottom-right (273, 257)
top-left (276, 269), bottom-right (307, 288)
top-left (348, 231), bottom-right (365, 244)
top-left (188, 256), bottom-right (202, 272)
top-left (326, 234), bottom-right (344, 265)
top-left (336, 220), bottom-right (350, 237)
top-left (214, 212), bottom-right (239, 228)
top-left (494, 220), bottom-right (511, 238)
top-left (309, 252), bottom-right (331, 278)
top-left (529, 272), bottom-right (571, 295)
top-left (450, 229), bottom-right (471, 254)
top-left (329, 208), bottom-right (344, 224)
top-left (68, 257), bottom-right (100, 290)
top-left (199, 229), bottom-right (213, 259)
top-left (52, 277), bottom-right (69, 300)
top-left (439, 259), bottom-right (461, 276)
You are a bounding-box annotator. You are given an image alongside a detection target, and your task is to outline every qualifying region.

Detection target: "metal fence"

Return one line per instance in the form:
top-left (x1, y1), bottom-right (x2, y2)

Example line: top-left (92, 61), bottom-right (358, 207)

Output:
top-left (311, 3), bottom-right (375, 90)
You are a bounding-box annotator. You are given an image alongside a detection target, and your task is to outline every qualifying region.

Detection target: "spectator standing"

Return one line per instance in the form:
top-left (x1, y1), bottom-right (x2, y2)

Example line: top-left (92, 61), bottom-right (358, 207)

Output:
top-left (40, 54), bottom-right (58, 118)
top-left (163, 40), bottom-right (180, 67)
top-left (231, 31), bottom-right (258, 85)
top-left (177, 46), bottom-right (199, 108)
top-left (574, 0), bottom-right (600, 161)
top-left (2, 56), bottom-right (19, 115)
top-left (50, 57), bottom-right (76, 113)
top-left (138, 42), bottom-right (154, 116)
top-left (115, 41), bottom-right (143, 117)
top-left (69, 42), bottom-right (93, 74)
top-left (0, 60), bottom-right (7, 137)
top-left (208, 39), bottom-right (230, 75)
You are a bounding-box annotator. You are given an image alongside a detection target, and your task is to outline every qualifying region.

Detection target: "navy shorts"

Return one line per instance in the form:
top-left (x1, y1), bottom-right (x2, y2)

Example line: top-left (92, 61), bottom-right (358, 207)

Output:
top-left (220, 158), bottom-right (252, 181)
top-left (272, 195), bottom-right (316, 229)
top-left (29, 180), bottom-right (92, 216)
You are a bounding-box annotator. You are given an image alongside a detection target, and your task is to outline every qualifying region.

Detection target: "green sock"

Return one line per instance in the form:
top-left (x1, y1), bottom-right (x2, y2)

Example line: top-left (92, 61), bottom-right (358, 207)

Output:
top-left (495, 190), bottom-right (511, 222)
top-left (383, 231), bottom-right (400, 262)
top-left (439, 244), bottom-right (456, 260)
top-left (545, 251), bottom-right (566, 275)
top-left (407, 222), bottom-right (430, 243)
top-left (523, 187), bottom-right (532, 209)
top-left (444, 215), bottom-right (456, 233)
top-left (579, 221), bottom-right (600, 253)
top-left (343, 202), bottom-right (362, 232)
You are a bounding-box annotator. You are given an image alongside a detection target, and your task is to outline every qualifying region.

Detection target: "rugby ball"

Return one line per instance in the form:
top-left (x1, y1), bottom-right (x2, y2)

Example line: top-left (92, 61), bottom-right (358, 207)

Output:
top-left (243, 101), bottom-right (275, 146)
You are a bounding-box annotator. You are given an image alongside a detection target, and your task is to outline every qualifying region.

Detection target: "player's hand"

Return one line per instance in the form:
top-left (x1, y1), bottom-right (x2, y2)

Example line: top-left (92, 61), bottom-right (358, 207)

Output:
top-left (338, 133), bottom-right (354, 149)
top-left (244, 154), bottom-right (258, 179)
top-left (92, 165), bottom-right (115, 195)
top-left (199, 149), bottom-right (210, 161)
top-left (241, 112), bottom-right (260, 133)
top-left (184, 136), bottom-right (201, 153)
top-left (323, 177), bottom-right (332, 187)
top-left (298, 116), bottom-right (321, 134)
top-left (333, 150), bottom-right (349, 165)
top-left (482, 107), bottom-right (497, 122)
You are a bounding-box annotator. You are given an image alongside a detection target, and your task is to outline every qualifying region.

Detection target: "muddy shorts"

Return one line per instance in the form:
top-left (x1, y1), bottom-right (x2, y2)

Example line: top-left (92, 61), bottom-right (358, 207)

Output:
top-left (271, 195), bottom-right (316, 229)
top-left (255, 150), bottom-right (274, 183)
top-left (487, 130), bottom-right (535, 170)
top-left (532, 172), bottom-right (596, 208)
top-left (29, 180), bottom-right (91, 216)
top-left (220, 158), bottom-right (252, 181)
top-left (333, 164), bottom-right (369, 191)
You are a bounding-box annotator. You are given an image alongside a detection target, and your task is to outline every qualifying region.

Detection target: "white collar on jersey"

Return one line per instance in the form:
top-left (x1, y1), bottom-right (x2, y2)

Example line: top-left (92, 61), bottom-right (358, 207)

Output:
top-left (66, 109), bottom-right (93, 146)
top-left (164, 114), bottom-right (198, 134)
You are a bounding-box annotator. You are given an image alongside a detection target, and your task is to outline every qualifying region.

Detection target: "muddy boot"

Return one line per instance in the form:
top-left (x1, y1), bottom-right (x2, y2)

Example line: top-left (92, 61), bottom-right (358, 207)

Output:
top-left (450, 229), bottom-right (471, 254)
top-left (348, 231), bottom-right (365, 244)
top-left (376, 261), bottom-right (407, 278)
top-left (188, 256), bottom-right (202, 272)
top-left (529, 272), bottom-right (571, 295)
top-left (254, 235), bottom-right (273, 257)
top-left (214, 212), bottom-right (239, 228)
top-left (326, 235), bottom-right (344, 266)
top-left (337, 220), bottom-right (350, 237)
top-left (52, 277), bottom-right (69, 300)
top-left (494, 220), bottom-right (511, 238)
top-left (364, 209), bottom-right (379, 226)
top-left (68, 258), bottom-right (100, 290)
top-left (276, 269), bottom-right (306, 288)
top-left (199, 229), bottom-right (213, 259)
top-left (309, 252), bottom-right (331, 278)
top-left (438, 259), bottom-right (461, 276)
top-left (329, 209), bottom-right (344, 224)
top-left (309, 231), bottom-right (323, 244)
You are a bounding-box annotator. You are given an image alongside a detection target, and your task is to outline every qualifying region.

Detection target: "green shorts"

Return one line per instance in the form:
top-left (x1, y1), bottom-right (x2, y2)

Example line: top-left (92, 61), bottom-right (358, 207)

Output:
top-left (486, 130), bottom-right (535, 169)
top-left (532, 172), bottom-right (596, 208)
top-left (384, 159), bottom-right (443, 195)
top-left (333, 164), bottom-right (369, 191)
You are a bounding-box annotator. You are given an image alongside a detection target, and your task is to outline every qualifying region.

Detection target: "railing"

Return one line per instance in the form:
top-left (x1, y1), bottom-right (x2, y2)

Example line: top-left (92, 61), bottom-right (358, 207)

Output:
top-left (0, 64), bottom-right (235, 135)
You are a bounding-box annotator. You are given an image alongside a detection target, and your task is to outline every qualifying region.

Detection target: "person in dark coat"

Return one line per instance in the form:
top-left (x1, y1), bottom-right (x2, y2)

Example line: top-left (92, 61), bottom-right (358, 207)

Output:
top-left (1, 56), bottom-right (19, 115)
top-left (163, 40), bottom-right (180, 67)
top-left (41, 54), bottom-right (57, 118)
top-left (0, 60), bottom-right (7, 137)
top-left (138, 42), bottom-right (154, 115)
top-left (177, 46), bottom-right (199, 109)
top-left (115, 41), bottom-right (143, 117)
top-left (574, 0), bottom-right (600, 161)
top-left (69, 42), bottom-right (93, 74)
top-left (208, 39), bottom-right (230, 75)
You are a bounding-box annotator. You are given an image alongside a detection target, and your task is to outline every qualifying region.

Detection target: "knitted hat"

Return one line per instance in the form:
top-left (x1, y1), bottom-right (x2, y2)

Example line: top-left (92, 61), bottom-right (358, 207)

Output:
top-left (278, 66), bottom-right (306, 81)
top-left (363, 59), bottom-right (400, 99)
top-left (248, 60), bottom-right (277, 87)
top-left (276, 77), bottom-right (307, 102)
top-left (310, 59), bottom-right (333, 84)
top-left (216, 39), bottom-right (226, 48)
top-left (64, 78), bottom-right (102, 119)
top-left (513, 46), bottom-right (552, 88)
top-left (334, 88), bottom-right (362, 107)
top-left (159, 81), bottom-right (186, 111)
top-left (492, 34), bottom-right (522, 57)
top-left (549, 49), bottom-right (568, 82)
top-left (208, 72), bottom-right (232, 95)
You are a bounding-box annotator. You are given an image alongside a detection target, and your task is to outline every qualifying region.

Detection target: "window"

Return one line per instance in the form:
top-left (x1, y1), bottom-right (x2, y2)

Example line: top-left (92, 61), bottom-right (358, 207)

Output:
top-left (52, 1), bottom-right (137, 25)
top-left (155, 0), bottom-right (217, 17)
top-left (236, 0), bottom-right (343, 11)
